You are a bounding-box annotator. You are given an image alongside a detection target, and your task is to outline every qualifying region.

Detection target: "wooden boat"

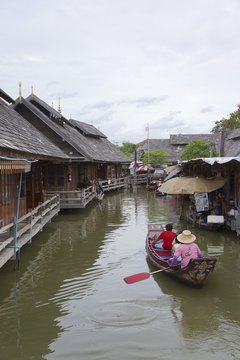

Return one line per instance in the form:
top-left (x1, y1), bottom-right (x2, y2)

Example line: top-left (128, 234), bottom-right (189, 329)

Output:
top-left (146, 223), bottom-right (218, 288)
top-left (155, 188), bottom-right (166, 197)
top-left (187, 211), bottom-right (223, 231)
top-left (147, 180), bottom-right (161, 191)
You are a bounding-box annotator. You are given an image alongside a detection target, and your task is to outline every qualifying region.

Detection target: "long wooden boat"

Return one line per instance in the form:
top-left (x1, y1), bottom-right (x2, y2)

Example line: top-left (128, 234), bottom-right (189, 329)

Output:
top-left (146, 223), bottom-right (218, 288)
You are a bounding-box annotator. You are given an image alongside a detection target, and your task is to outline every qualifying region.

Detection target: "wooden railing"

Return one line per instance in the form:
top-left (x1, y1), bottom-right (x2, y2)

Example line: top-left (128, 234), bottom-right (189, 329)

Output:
top-left (100, 177), bottom-right (126, 191)
top-left (47, 187), bottom-right (96, 209)
top-left (45, 177), bottom-right (128, 209)
top-left (0, 195), bottom-right (60, 269)
top-left (44, 175), bottom-right (148, 210)
top-left (128, 173), bottom-right (148, 185)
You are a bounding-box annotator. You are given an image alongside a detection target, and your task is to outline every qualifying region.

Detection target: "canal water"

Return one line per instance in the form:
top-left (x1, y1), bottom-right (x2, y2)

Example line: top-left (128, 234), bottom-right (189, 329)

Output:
top-left (0, 189), bottom-right (240, 360)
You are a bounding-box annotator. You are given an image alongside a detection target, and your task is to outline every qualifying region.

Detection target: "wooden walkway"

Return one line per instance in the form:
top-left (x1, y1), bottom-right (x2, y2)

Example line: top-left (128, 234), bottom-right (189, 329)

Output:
top-left (46, 176), bottom-right (148, 209)
top-left (0, 175), bottom-right (148, 271)
top-left (0, 195), bottom-right (60, 270)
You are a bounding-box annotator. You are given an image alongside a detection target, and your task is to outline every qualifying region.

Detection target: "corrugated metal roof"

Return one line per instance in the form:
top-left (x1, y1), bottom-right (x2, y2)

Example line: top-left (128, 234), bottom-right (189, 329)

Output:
top-left (164, 165), bottom-right (182, 181)
top-left (182, 157), bottom-right (240, 165)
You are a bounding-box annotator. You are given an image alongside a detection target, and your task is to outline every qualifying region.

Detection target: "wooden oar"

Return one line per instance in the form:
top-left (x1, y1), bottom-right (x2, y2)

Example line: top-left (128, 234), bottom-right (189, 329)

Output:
top-left (123, 267), bottom-right (171, 284)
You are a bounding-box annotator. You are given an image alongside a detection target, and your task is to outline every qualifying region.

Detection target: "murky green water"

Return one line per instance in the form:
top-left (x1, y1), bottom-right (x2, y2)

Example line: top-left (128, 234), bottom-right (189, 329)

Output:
top-left (0, 189), bottom-right (240, 359)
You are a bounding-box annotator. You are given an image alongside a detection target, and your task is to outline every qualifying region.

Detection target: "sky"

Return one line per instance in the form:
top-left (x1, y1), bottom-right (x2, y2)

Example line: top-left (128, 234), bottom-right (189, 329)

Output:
top-left (1, 0), bottom-right (240, 145)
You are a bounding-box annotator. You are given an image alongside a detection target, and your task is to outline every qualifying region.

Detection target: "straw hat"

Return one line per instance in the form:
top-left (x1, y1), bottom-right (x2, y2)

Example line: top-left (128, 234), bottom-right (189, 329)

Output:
top-left (177, 230), bottom-right (196, 244)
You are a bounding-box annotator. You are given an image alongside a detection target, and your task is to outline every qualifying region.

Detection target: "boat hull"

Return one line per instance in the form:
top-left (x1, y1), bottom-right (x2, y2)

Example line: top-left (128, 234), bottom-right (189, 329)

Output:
top-left (187, 212), bottom-right (223, 231)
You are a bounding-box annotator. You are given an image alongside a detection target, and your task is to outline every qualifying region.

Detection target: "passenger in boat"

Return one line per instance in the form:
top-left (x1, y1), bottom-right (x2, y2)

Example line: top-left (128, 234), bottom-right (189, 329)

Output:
top-left (153, 223), bottom-right (177, 250)
top-left (169, 230), bottom-right (202, 268)
top-left (171, 238), bottom-right (181, 255)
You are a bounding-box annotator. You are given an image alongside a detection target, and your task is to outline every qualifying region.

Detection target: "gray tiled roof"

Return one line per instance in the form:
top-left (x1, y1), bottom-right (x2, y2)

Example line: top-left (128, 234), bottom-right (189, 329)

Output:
top-left (227, 128), bottom-right (240, 140)
top-left (70, 120), bottom-right (107, 138)
top-left (14, 94), bottom-right (130, 163)
top-left (0, 89), bottom-right (15, 105)
top-left (137, 134), bottom-right (221, 163)
top-left (137, 138), bottom-right (180, 162)
top-left (170, 133), bottom-right (220, 145)
top-left (0, 98), bottom-right (69, 159)
top-left (70, 119), bottom-right (130, 163)
top-left (224, 129), bottom-right (240, 156)
top-left (14, 97), bottom-right (87, 160)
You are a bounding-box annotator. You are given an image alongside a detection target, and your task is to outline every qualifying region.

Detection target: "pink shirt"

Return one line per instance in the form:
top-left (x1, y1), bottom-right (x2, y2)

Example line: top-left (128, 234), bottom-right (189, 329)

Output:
top-left (174, 243), bottom-right (201, 268)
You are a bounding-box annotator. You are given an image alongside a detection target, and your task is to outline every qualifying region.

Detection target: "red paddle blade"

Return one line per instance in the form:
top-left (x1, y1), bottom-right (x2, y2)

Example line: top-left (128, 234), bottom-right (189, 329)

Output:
top-left (123, 272), bottom-right (151, 284)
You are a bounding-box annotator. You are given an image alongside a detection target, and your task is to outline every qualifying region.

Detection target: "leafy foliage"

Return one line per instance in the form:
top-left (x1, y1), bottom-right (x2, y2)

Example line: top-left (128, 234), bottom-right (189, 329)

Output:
top-left (142, 149), bottom-right (168, 167)
top-left (118, 141), bottom-right (137, 159)
top-left (211, 105), bottom-right (240, 133)
top-left (180, 140), bottom-right (218, 160)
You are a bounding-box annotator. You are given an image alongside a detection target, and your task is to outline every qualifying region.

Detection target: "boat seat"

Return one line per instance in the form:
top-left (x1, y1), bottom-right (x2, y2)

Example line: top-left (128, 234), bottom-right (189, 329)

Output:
top-left (153, 249), bottom-right (172, 257)
top-left (153, 248), bottom-right (169, 252)
top-left (160, 256), bottom-right (171, 261)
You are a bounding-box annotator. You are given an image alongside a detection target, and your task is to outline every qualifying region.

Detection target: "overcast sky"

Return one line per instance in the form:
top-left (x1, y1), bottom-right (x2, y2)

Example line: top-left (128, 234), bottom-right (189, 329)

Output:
top-left (1, 0), bottom-right (240, 144)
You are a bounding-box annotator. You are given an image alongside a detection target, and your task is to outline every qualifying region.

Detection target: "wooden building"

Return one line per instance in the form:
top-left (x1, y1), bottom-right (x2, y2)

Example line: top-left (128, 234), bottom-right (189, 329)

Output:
top-left (12, 92), bottom-right (130, 208)
top-left (0, 89), bottom-right (72, 269)
top-left (181, 157), bottom-right (240, 234)
top-left (0, 89), bottom-right (69, 224)
top-left (137, 134), bottom-right (221, 164)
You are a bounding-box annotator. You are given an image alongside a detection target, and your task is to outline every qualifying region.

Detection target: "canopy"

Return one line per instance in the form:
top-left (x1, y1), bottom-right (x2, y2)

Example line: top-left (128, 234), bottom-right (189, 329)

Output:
top-left (128, 160), bottom-right (143, 169)
top-left (164, 164), bottom-right (178, 174)
top-left (160, 176), bottom-right (226, 195)
top-left (164, 165), bottom-right (182, 181)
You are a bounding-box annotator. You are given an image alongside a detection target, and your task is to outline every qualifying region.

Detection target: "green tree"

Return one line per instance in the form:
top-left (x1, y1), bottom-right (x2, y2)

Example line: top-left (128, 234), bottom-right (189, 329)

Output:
top-left (142, 149), bottom-right (168, 167)
top-left (119, 141), bottom-right (137, 159)
top-left (180, 140), bottom-right (218, 160)
top-left (211, 105), bottom-right (240, 133)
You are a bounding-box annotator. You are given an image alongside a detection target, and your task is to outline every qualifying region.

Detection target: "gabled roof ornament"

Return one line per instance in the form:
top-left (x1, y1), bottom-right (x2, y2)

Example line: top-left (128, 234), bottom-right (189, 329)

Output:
top-left (58, 96), bottom-right (61, 114)
top-left (31, 85), bottom-right (34, 95)
top-left (19, 81), bottom-right (22, 104)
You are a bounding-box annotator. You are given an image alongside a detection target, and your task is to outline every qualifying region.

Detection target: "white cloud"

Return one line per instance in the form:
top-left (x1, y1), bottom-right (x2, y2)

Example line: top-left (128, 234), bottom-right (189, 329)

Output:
top-left (22, 55), bottom-right (46, 63)
top-left (1, 0), bottom-right (240, 144)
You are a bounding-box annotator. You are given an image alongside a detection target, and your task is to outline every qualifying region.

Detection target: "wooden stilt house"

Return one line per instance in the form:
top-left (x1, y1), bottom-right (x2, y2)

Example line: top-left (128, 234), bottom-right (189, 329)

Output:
top-left (0, 89), bottom-right (69, 225)
top-left (12, 92), bottom-right (130, 208)
top-left (0, 89), bottom-right (74, 269)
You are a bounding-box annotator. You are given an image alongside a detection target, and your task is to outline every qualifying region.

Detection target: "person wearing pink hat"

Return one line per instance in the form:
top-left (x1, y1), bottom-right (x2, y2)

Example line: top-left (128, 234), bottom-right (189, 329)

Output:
top-left (170, 230), bottom-right (202, 268)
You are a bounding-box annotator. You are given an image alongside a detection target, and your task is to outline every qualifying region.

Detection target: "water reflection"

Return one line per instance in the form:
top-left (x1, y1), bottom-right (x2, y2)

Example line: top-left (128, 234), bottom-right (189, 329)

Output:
top-left (0, 189), bottom-right (239, 359)
top-left (0, 192), bottom-right (128, 359)
top-left (148, 228), bottom-right (240, 345)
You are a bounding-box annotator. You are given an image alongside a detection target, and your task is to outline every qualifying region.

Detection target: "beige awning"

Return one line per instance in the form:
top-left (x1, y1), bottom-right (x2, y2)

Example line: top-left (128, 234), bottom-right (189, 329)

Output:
top-left (160, 176), bottom-right (226, 194)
